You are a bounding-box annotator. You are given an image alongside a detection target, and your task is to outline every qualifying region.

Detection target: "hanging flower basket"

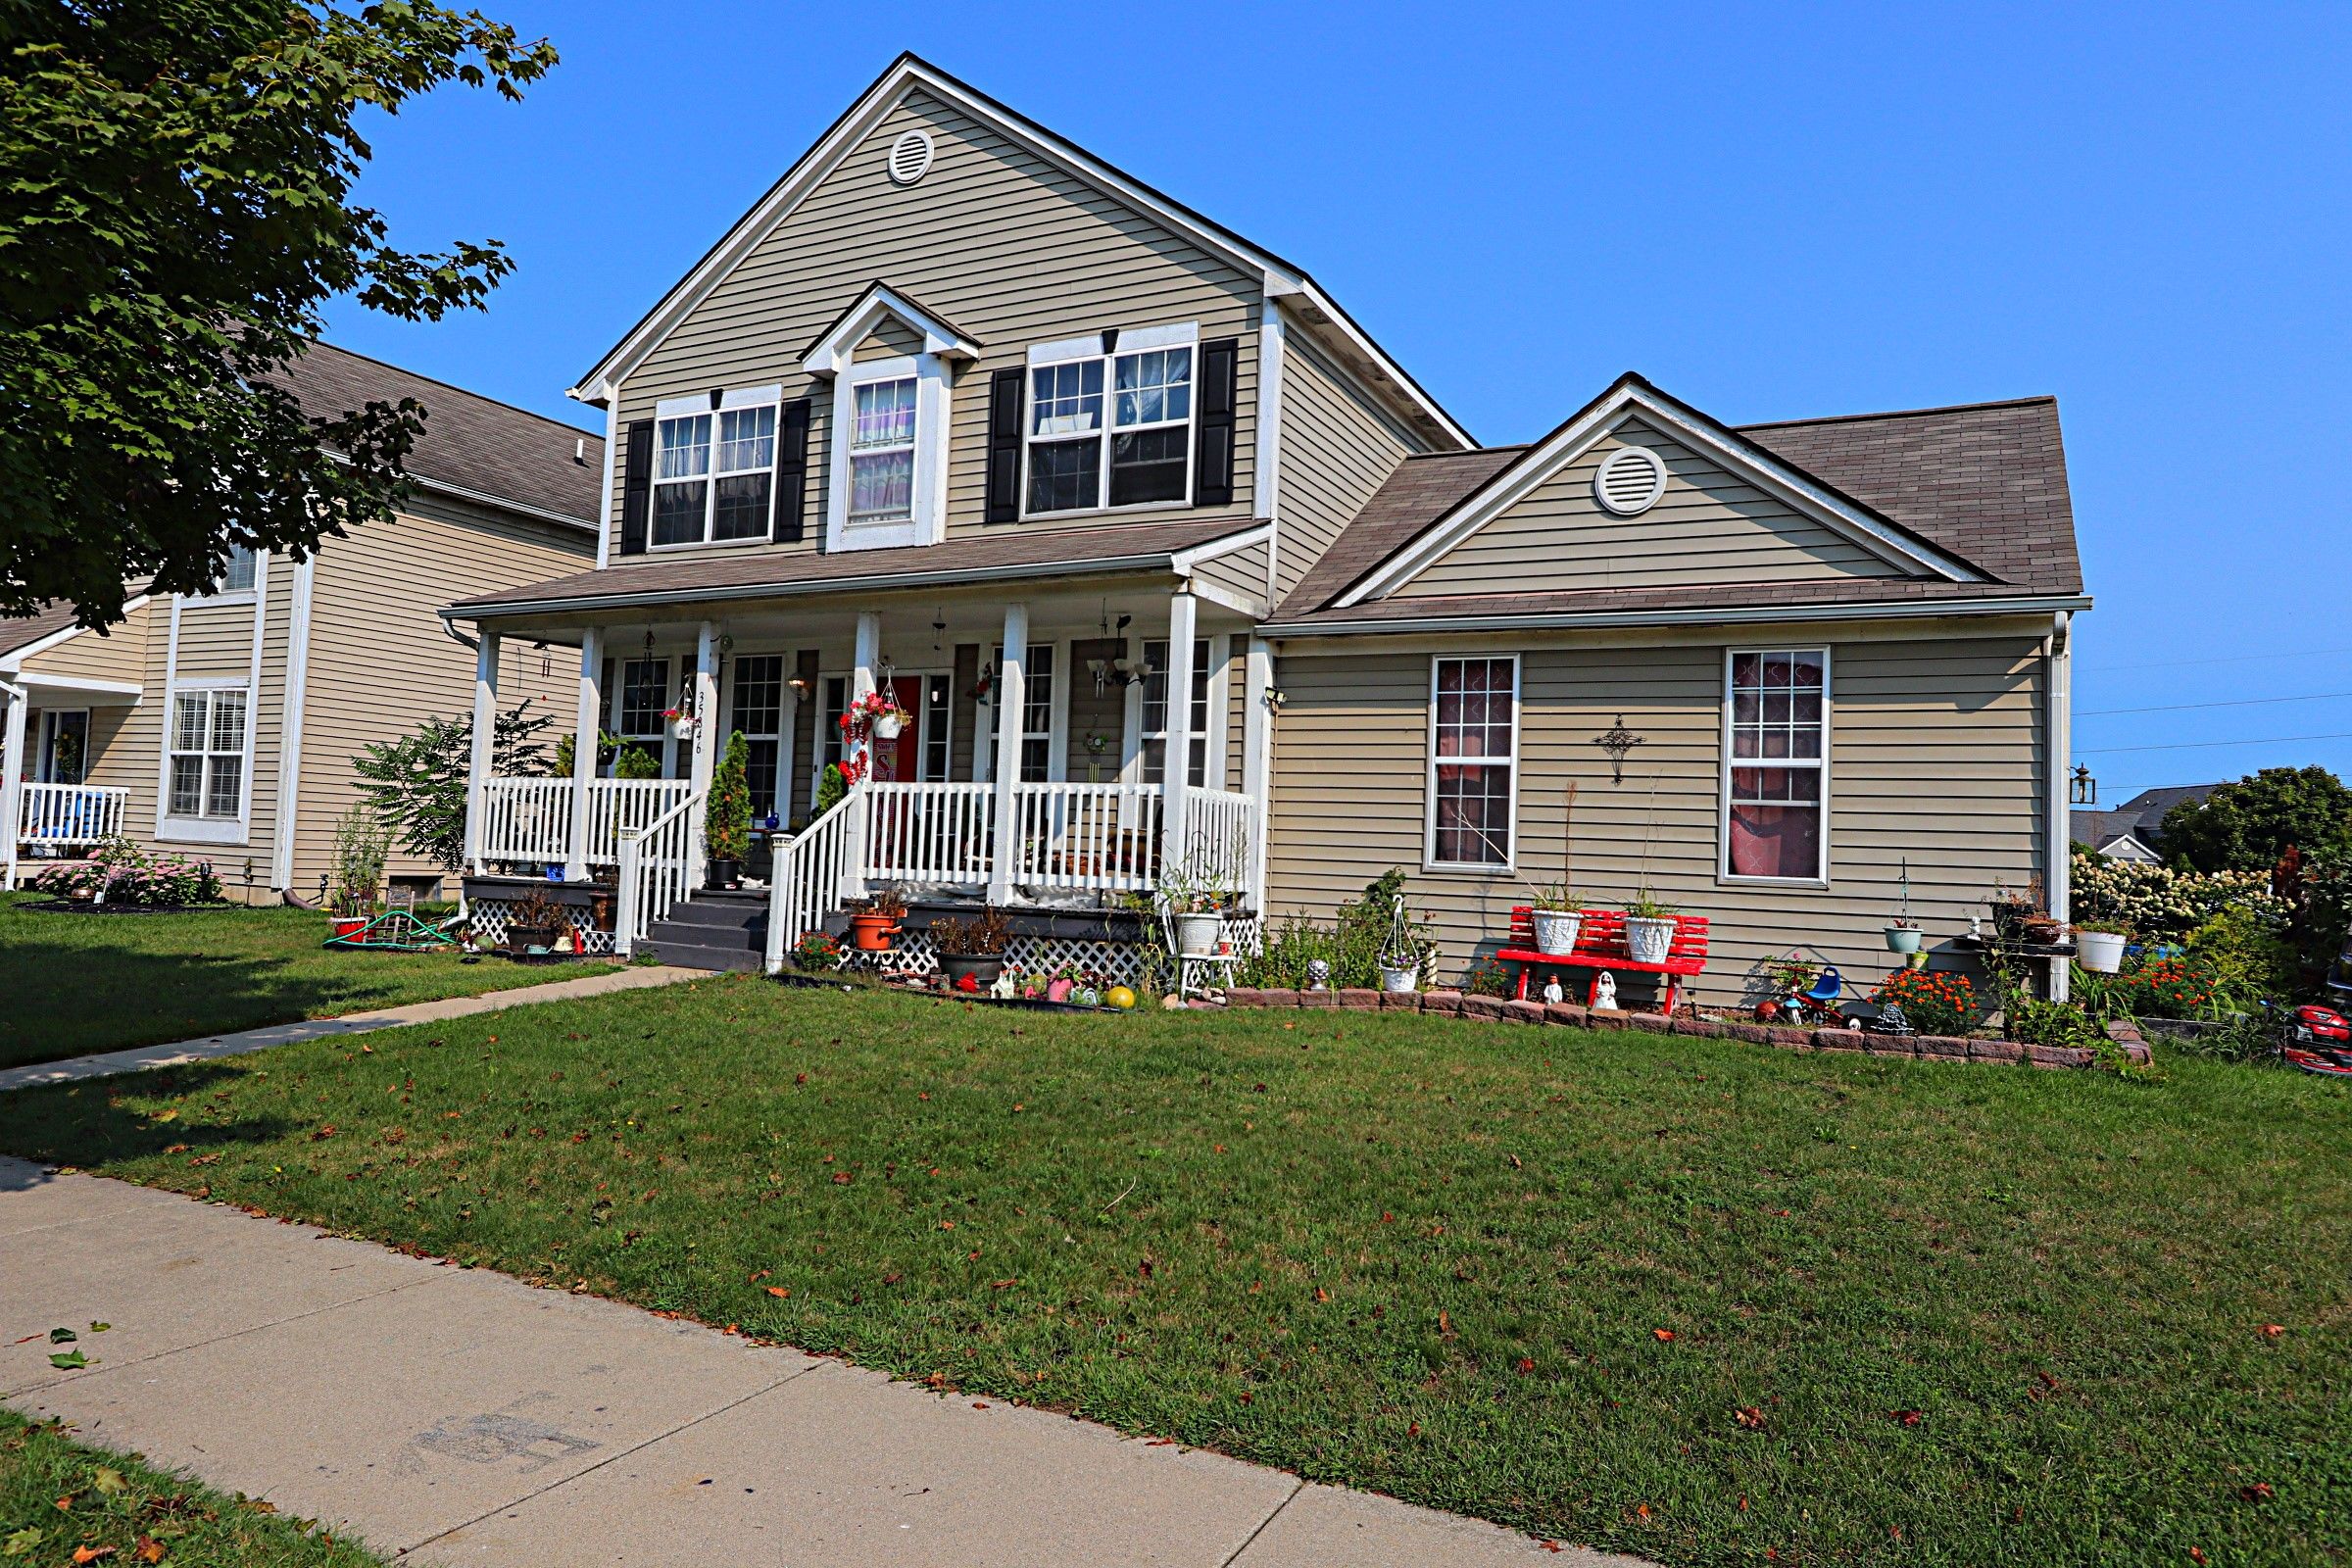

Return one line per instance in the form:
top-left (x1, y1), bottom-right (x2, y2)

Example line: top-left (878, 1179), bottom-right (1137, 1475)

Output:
top-left (662, 707), bottom-right (698, 740)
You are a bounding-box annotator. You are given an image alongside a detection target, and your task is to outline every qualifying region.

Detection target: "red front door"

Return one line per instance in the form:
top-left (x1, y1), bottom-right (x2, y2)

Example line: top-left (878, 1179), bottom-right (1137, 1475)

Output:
top-left (868, 675), bottom-right (924, 782)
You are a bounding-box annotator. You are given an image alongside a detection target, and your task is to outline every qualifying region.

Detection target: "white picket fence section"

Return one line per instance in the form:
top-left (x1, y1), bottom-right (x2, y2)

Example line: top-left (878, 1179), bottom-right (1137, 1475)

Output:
top-left (478, 777), bottom-right (689, 868)
top-left (17, 783), bottom-right (127, 847)
top-left (1178, 786), bottom-right (1257, 896)
top-left (764, 792), bottom-right (858, 971)
top-left (613, 788), bottom-right (703, 958)
top-left (1001, 782), bottom-right (1163, 893)
top-left (861, 781), bottom-right (995, 885)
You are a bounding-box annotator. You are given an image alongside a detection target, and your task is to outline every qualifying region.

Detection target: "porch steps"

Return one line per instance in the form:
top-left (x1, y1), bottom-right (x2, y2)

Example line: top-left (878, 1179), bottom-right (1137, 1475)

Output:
top-left (639, 888), bottom-right (770, 974)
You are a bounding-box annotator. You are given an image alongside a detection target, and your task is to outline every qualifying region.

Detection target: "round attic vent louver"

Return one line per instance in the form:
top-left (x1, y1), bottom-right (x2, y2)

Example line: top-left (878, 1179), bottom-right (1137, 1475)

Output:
top-left (1593, 446), bottom-right (1668, 515)
top-left (887, 129), bottom-right (935, 186)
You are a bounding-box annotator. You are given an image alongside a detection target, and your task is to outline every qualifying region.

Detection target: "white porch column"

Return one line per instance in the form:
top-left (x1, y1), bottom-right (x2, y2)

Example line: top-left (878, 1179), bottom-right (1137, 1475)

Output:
top-left (1159, 591), bottom-right (1198, 884)
top-left (464, 631), bottom-right (500, 874)
top-left (1242, 634), bottom-right (1273, 911)
top-left (986, 603), bottom-right (1028, 905)
top-left (564, 627), bottom-right (603, 881)
top-left (846, 612), bottom-right (882, 897)
top-left (688, 621), bottom-right (719, 889)
top-left (0, 680), bottom-right (25, 891)
top-left (2047, 611), bottom-right (2074, 1002)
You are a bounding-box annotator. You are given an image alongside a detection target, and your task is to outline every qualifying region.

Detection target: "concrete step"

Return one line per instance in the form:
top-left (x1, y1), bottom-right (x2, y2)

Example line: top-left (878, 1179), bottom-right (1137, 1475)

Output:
top-left (657, 898), bottom-right (768, 937)
top-left (638, 938), bottom-right (766, 974)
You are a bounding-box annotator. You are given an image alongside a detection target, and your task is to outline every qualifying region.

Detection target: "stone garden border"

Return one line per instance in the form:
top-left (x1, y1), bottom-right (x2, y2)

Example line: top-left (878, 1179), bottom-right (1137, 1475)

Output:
top-left (1216, 988), bottom-right (2152, 1071)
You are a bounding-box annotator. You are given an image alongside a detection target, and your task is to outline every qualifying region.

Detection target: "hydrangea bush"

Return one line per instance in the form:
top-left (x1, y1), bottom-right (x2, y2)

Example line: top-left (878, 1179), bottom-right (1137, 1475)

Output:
top-left (29, 836), bottom-right (221, 906)
top-left (2069, 853), bottom-right (2282, 943)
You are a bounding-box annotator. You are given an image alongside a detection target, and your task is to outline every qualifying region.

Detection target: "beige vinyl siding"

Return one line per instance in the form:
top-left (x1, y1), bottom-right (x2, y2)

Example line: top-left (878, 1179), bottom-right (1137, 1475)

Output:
top-left (1189, 537), bottom-right (1269, 614)
top-left (856, 318), bottom-right (925, 361)
top-left (1275, 336), bottom-right (1422, 604)
top-left (294, 496), bottom-right (591, 894)
top-left (17, 609), bottom-right (149, 686)
top-left (1262, 632), bottom-right (2046, 1007)
top-left (611, 88), bottom-right (1260, 566)
top-left (168, 597), bottom-right (258, 678)
top-left (1394, 418), bottom-right (1906, 599)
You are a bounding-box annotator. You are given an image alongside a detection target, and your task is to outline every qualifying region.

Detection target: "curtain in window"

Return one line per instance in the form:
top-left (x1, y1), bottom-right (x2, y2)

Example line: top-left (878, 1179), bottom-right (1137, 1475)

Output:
top-left (1431, 657), bottom-right (1513, 865)
top-left (1726, 651), bottom-right (1826, 879)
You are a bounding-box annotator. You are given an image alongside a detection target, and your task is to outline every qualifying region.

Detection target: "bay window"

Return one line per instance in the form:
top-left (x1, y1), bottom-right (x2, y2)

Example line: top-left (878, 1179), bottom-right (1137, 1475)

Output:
top-left (1427, 656), bottom-right (1516, 868)
top-left (1023, 327), bottom-right (1195, 515)
top-left (1723, 649), bottom-right (1829, 882)
top-left (652, 392), bottom-right (780, 548)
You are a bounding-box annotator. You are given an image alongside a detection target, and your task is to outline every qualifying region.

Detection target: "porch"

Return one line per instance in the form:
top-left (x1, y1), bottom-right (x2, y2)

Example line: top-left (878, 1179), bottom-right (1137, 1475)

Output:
top-left (1, 672), bottom-right (140, 889)
top-left (456, 575), bottom-right (1270, 965)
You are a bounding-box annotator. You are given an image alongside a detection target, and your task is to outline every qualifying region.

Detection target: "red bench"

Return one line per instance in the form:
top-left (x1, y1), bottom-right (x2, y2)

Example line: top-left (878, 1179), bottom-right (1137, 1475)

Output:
top-left (1496, 906), bottom-right (1711, 1014)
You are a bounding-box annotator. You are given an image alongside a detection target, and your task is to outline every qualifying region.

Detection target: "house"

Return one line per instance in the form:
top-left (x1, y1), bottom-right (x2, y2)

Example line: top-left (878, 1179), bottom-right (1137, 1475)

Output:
top-left (443, 54), bottom-right (2089, 1002)
top-left (2072, 784), bottom-right (2218, 863)
top-left (1, 343), bottom-right (599, 902)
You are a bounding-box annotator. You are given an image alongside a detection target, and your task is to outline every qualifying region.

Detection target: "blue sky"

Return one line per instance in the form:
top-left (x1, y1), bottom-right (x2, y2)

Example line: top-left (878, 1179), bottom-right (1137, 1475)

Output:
top-left (319, 1), bottom-right (2352, 803)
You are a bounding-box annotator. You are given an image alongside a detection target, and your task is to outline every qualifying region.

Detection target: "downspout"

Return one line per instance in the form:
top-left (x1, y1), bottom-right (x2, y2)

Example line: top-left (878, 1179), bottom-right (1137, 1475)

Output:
top-left (2047, 610), bottom-right (2072, 1002)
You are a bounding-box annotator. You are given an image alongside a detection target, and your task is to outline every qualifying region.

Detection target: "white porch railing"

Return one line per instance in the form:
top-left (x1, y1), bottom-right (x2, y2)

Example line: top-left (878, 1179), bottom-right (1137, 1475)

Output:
top-left (1179, 786), bottom-right (1256, 897)
top-left (765, 791), bottom-right (859, 971)
top-left (1002, 782), bottom-right (1163, 893)
top-left (862, 781), bottom-right (994, 885)
top-left (614, 788), bottom-right (703, 958)
top-left (478, 777), bottom-right (689, 868)
top-left (18, 783), bottom-right (127, 847)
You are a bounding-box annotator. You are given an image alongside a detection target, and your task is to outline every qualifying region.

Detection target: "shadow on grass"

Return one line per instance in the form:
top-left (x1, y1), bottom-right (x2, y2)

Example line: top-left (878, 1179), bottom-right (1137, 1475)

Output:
top-left (0, 1057), bottom-right (306, 1176)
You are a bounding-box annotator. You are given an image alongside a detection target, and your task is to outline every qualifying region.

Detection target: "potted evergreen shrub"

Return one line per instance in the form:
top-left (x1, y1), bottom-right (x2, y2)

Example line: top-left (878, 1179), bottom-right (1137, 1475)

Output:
top-left (1622, 889), bottom-right (1679, 965)
top-left (1530, 882), bottom-right (1583, 956)
top-left (705, 730), bottom-right (752, 888)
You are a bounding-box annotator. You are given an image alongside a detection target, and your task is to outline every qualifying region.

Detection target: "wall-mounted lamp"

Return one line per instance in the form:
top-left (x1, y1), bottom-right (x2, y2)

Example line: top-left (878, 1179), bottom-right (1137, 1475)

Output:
top-left (787, 675), bottom-right (813, 699)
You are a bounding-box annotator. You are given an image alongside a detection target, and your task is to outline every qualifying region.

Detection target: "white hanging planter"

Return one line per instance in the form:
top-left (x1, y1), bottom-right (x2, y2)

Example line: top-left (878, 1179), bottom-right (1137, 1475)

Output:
top-left (672, 715), bottom-right (699, 740)
top-left (872, 712), bottom-right (905, 742)
top-left (1380, 962), bottom-right (1420, 994)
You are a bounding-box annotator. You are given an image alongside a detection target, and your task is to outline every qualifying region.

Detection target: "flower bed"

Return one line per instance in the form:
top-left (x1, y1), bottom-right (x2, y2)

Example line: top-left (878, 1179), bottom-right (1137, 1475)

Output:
top-left (27, 837), bottom-right (221, 908)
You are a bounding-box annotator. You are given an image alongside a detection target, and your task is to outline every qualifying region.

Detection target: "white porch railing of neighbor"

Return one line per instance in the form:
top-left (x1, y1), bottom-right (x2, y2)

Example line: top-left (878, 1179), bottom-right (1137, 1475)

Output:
top-left (613, 789), bottom-right (702, 958)
top-left (1179, 786), bottom-right (1257, 902)
top-left (1001, 782), bottom-right (1163, 893)
top-left (765, 791), bottom-right (858, 971)
top-left (17, 783), bottom-right (128, 847)
top-left (478, 777), bottom-right (689, 867)
top-left (861, 781), bottom-right (995, 885)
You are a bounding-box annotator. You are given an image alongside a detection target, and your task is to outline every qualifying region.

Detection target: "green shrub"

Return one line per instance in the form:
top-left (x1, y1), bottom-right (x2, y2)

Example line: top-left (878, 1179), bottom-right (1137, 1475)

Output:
top-left (706, 730), bottom-right (752, 863)
top-left (812, 761), bottom-right (848, 819)
top-left (612, 744), bottom-right (662, 781)
top-left (1869, 968), bottom-right (1978, 1037)
top-left (1236, 869), bottom-right (1437, 990)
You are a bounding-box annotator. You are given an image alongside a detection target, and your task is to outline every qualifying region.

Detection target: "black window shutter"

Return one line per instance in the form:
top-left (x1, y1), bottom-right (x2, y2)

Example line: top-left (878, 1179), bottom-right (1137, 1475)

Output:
top-left (1194, 337), bottom-right (1240, 507)
top-left (984, 367), bottom-right (1025, 522)
top-left (772, 397), bottom-right (812, 542)
top-left (618, 418), bottom-right (654, 556)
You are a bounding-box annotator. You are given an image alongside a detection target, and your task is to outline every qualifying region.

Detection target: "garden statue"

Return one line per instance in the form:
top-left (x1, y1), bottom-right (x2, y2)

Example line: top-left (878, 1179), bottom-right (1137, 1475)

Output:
top-left (988, 969), bottom-right (1016, 1001)
top-left (1542, 976), bottom-right (1564, 1004)
top-left (1592, 971), bottom-right (1620, 1010)
top-left (1306, 957), bottom-right (1332, 992)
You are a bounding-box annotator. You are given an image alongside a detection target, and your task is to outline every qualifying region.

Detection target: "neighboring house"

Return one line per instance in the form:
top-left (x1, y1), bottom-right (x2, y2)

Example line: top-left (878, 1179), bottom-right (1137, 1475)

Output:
top-left (2072, 783), bottom-right (2219, 863)
top-left (1, 343), bottom-right (600, 901)
top-left (444, 54), bottom-right (2090, 1002)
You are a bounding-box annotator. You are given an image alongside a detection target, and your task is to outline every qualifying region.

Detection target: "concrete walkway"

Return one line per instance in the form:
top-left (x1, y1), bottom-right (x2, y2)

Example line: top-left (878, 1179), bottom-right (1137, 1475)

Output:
top-left (0, 965), bottom-right (703, 1094)
top-left (0, 1158), bottom-right (1637, 1567)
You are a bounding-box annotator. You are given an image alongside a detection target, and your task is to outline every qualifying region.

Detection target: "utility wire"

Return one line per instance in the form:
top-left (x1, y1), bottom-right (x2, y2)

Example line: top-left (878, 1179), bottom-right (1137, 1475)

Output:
top-left (2076, 690), bottom-right (2352, 717)
top-left (2076, 731), bottom-right (2352, 756)
top-left (2080, 644), bottom-right (2352, 673)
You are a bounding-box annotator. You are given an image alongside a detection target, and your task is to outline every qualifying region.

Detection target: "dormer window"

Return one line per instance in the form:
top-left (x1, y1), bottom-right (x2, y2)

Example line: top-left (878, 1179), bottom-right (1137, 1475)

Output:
top-left (1022, 325), bottom-right (1196, 516)
top-left (803, 284), bottom-right (979, 553)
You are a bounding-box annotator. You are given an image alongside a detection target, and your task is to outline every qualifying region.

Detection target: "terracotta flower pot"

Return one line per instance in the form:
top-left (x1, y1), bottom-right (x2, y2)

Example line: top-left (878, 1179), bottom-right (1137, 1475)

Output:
top-left (848, 911), bottom-right (897, 952)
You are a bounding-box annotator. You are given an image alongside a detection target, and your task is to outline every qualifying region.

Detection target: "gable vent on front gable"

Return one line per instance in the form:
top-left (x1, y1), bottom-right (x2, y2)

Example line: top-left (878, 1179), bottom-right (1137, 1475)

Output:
top-left (1593, 445), bottom-right (1667, 515)
top-left (887, 128), bottom-right (936, 185)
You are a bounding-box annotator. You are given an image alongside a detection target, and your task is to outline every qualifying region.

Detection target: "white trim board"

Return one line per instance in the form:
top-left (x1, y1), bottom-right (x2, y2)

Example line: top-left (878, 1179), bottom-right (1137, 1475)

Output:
top-left (1335, 375), bottom-right (1986, 608)
top-left (803, 282), bottom-right (981, 376)
top-left (563, 54), bottom-right (1470, 452)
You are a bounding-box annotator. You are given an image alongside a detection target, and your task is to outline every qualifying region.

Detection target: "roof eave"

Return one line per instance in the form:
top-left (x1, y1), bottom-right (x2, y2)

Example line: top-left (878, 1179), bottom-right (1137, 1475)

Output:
top-left (1259, 592), bottom-right (2093, 639)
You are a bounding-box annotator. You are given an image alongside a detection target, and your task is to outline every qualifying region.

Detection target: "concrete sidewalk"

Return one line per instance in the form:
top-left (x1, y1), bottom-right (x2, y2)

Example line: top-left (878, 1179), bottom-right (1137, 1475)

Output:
top-left (0, 964), bottom-right (703, 1095)
top-left (0, 1157), bottom-right (1636, 1567)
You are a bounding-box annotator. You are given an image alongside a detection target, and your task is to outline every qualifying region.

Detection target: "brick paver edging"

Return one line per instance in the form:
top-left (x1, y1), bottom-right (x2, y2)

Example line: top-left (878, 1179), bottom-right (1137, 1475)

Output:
top-left (1215, 988), bottom-right (2153, 1071)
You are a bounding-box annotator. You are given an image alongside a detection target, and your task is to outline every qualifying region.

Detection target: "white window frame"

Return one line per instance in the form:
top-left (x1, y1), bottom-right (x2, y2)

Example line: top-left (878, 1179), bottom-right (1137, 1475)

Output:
top-left (1020, 322), bottom-right (1199, 520)
top-left (211, 545), bottom-right (258, 599)
top-left (157, 678), bottom-right (254, 843)
top-left (808, 673), bottom-right (848, 809)
top-left (36, 709), bottom-right (90, 784)
top-left (724, 652), bottom-right (789, 822)
top-left (976, 642), bottom-right (1062, 784)
top-left (1718, 646), bottom-right (1833, 887)
top-left (609, 656), bottom-right (673, 777)
top-left (1137, 635), bottom-right (1214, 788)
top-left (649, 386), bottom-right (783, 552)
top-left (1422, 653), bottom-right (1521, 874)
top-left (825, 355), bottom-right (950, 552)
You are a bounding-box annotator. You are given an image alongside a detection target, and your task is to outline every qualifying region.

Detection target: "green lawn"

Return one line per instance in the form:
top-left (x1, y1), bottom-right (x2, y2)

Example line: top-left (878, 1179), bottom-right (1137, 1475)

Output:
top-left (0, 892), bottom-right (615, 1070)
top-left (0, 1406), bottom-right (381, 1566)
top-left (0, 980), bottom-right (2343, 1566)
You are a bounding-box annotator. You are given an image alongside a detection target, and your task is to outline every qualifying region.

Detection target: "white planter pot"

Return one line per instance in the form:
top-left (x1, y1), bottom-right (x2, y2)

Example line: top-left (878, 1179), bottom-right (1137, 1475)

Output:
top-left (1175, 911), bottom-right (1222, 956)
top-left (1624, 915), bottom-right (1677, 965)
top-left (873, 713), bottom-right (904, 741)
top-left (1381, 962), bottom-right (1419, 994)
top-left (2077, 929), bottom-right (2127, 973)
top-left (1885, 924), bottom-right (1924, 955)
top-left (672, 716), bottom-right (698, 740)
top-left (1530, 909), bottom-right (1582, 956)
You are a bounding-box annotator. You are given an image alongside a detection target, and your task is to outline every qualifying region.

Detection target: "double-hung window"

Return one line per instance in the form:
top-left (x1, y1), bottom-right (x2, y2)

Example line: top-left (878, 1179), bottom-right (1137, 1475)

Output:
top-left (613, 658), bottom-right (670, 771)
top-left (1427, 656), bottom-right (1517, 868)
top-left (1023, 328), bottom-right (1195, 515)
top-left (848, 376), bottom-right (917, 524)
top-left (168, 689), bottom-right (247, 821)
top-left (1139, 637), bottom-right (1211, 787)
top-left (983, 644), bottom-right (1055, 782)
top-left (730, 656), bottom-right (785, 819)
top-left (214, 545), bottom-right (257, 595)
top-left (1724, 649), bottom-right (1829, 882)
top-left (652, 395), bottom-right (779, 547)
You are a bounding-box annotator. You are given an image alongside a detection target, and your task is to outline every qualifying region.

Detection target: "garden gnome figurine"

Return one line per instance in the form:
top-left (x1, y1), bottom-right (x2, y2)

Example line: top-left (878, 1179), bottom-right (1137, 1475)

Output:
top-left (1542, 976), bottom-right (1565, 1004)
top-left (1592, 971), bottom-right (1620, 1010)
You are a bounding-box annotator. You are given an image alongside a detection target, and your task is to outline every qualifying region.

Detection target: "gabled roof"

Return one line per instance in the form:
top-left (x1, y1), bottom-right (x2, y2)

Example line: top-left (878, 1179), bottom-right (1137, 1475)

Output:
top-left (802, 281), bottom-right (983, 375)
top-left (1271, 383), bottom-right (2085, 630)
top-left (262, 342), bottom-right (604, 527)
top-left (0, 600), bottom-right (99, 662)
top-left (567, 52), bottom-right (1471, 452)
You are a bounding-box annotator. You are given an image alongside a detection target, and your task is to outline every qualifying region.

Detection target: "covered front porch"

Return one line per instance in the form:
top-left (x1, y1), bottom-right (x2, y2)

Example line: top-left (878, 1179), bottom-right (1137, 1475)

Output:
top-left (1, 671), bottom-right (140, 889)
top-left (457, 570), bottom-right (1269, 963)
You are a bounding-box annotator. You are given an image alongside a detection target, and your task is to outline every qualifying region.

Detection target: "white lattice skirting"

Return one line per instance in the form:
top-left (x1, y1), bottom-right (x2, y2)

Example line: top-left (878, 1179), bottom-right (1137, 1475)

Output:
top-left (467, 897), bottom-right (617, 956)
top-left (853, 912), bottom-right (1260, 990)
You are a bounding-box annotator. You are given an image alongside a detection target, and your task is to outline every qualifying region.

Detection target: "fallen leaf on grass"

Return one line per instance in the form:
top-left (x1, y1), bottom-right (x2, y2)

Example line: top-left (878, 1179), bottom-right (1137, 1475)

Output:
top-left (1516, 1357), bottom-right (1535, 1374)
top-left (71, 1545), bottom-right (116, 1564)
top-left (1, 1527), bottom-right (40, 1557)
top-left (1652, 1329), bottom-right (1675, 1343)
top-left (2259, 1323), bottom-right (2285, 1339)
top-left (2239, 1483), bottom-right (2275, 1503)
top-left (133, 1537), bottom-right (167, 1563)
top-left (764, 1287), bottom-right (791, 1299)
top-left (1888, 1409), bottom-right (1922, 1426)
top-left (91, 1467), bottom-right (126, 1495)
top-left (1734, 1407), bottom-right (1766, 1431)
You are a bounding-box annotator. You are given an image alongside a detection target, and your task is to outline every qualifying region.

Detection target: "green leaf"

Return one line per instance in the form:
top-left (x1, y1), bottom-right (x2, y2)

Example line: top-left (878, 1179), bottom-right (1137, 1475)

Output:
top-left (91, 1465), bottom-right (127, 1494)
top-left (48, 1349), bottom-right (88, 1369)
top-left (47, 1327), bottom-right (75, 1344)
top-left (3, 1526), bottom-right (42, 1556)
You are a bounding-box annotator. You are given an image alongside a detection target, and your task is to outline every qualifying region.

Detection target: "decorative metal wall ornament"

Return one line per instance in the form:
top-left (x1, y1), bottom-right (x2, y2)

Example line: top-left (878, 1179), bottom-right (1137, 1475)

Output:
top-left (1593, 715), bottom-right (1646, 783)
